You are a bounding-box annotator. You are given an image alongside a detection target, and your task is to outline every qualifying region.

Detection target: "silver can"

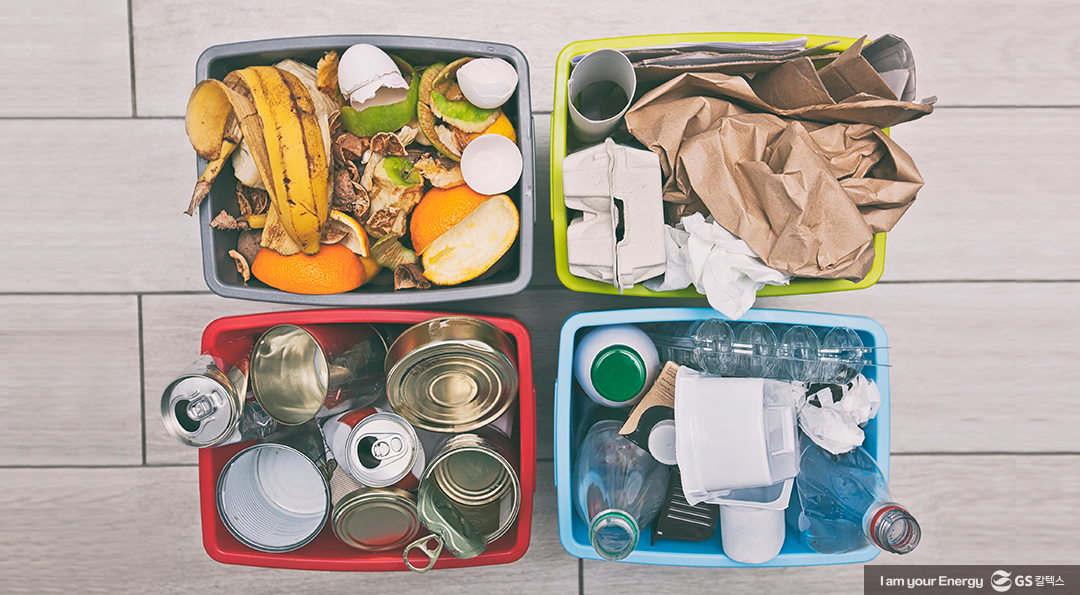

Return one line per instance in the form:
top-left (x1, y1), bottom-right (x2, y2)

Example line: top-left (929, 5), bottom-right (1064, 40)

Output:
top-left (404, 425), bottom-right (521, 572)
top-left (216, 421), bottom-right (333, 553)
top-left (161, 346), bottom-right (277, 448)
top-left (425, 426), bottom-right (521, 541)
top-left (322, 407), bottom-right (425, 490)
top-left (329, 464), bottom-right (422, 552)
top-left (250, 323), bottom-right (388, 426)
top-left (386, 317), bottom-right (518, 433)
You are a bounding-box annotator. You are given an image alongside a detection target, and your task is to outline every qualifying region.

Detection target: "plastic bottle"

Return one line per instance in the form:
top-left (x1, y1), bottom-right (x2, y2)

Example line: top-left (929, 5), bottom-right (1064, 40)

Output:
top-left (646, 319), bottom-right (736, 375)
top-left (573, 325), bottom-right (660, 408)
top-left (788, 433), bottom-right (921, 555)
top-left (573, 420), bottom-right (670, 561)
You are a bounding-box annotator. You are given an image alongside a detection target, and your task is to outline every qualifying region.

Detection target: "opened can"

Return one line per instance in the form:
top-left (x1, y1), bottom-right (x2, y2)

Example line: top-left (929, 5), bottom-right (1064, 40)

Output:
top-left (160, 335), bottom-right (277, 448)
top-left (404, 425), bottom-right (521, 572)
top-left (321, 407), bottom-right (424, 490)
top-left (329, 464), bottom-right (421, 552)
top-left (386, 317), bottom-right (518, 433)
top-left (250, 323), bottom-right (388, 426)
top-left (216, 421), bottom-right (333, 553)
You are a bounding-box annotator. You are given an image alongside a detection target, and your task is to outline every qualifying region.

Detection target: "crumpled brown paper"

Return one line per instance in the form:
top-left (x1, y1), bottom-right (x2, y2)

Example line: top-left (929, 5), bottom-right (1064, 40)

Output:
top-left (625, 72), bottom-right (924, 280)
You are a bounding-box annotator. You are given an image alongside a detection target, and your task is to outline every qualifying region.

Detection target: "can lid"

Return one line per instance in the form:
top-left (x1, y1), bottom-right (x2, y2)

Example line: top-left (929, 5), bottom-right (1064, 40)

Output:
top-left (332, 487), bottom-right (421, 552)
top-left (416, 480), bottom-right (487, 559)
top-left (160, 372), bottom-right (240, 448)
top-left (346, 412), bottom-right (422, 488)
top-left (387, 342), bottom-right (517, 433)
top-left (591, 345), bottom-right (646, 403)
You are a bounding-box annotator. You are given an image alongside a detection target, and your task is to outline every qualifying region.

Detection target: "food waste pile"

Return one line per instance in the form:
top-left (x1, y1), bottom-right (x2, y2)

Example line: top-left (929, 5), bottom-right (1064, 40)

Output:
top-left (183, 44), bottom-right (523, 294)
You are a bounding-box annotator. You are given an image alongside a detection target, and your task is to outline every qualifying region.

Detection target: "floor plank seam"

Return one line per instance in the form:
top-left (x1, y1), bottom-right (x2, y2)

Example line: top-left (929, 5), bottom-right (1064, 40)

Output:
top-left (126, 0), bottom-right (137, 117)
top-left (578, 558), bottom-right (584, 595)
top-left (138, 295), bottom-right (147, 466)
top-left (13, 464), bottom-right (198, 469)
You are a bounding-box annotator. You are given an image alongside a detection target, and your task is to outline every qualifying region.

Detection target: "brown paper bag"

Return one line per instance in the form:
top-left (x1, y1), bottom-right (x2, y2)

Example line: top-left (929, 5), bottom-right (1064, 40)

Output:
top-left (625, 74), bottom-right (924, 280)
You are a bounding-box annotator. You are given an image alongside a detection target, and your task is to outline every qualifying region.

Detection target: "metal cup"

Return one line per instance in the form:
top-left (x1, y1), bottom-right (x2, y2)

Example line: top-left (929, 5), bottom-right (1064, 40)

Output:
top-left (216, 422), bottom-right (334, 553)
top-left (250, 323), bottom-right (388, 425)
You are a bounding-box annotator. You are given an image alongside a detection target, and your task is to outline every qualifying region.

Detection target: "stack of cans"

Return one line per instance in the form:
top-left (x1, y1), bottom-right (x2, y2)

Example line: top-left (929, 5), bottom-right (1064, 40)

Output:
top-left (161, 317), bottom-right (522, 571)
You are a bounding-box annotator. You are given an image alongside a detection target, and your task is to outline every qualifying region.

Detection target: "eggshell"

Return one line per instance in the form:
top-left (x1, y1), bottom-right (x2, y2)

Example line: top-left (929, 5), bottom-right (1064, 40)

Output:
top-left (338, 44), bottom-right (409, 111)
top-left (461, 134), bottom-right (522, 195)
top-left (456, 58), bottom-right (518, 109)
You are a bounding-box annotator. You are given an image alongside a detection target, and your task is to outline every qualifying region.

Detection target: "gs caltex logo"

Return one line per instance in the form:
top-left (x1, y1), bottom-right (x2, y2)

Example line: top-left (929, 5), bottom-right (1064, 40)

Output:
top-left (991, 570), bottom-right (1012, 592)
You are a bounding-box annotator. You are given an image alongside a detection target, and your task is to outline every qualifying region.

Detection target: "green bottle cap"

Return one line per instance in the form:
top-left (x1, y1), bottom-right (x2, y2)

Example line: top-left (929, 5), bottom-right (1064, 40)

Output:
top-left (590, 345), bottom-right (647, 403)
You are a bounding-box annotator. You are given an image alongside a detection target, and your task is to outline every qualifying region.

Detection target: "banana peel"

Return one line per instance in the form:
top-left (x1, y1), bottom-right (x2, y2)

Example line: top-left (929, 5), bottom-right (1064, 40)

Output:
top-left (184, 66), bottom-right (329, 255)
top-left (422, 194), bottom-right (519, 285)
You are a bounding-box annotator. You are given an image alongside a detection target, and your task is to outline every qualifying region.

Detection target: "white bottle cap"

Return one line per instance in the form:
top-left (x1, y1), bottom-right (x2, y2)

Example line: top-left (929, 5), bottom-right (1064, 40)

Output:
top-left (647, 419), bottom-right (677, 465)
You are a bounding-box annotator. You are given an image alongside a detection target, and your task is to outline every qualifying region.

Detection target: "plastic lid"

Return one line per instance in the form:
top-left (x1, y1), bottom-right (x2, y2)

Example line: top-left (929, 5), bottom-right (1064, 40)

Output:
top-left (647, 419), bottom-right (677, 465)
top-left (590, 345), bottom-right (646, 402)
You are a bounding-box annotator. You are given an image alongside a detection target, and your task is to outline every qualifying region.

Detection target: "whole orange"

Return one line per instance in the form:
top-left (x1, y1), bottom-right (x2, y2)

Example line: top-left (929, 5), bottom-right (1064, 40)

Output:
top-left (251, 244), bottom-right (366, 294)
top-left (410, 185), bottom-right (490, 254)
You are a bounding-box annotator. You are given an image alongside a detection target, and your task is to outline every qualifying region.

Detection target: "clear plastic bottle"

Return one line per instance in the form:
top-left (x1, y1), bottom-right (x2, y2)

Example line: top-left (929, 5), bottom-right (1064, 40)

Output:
top-left (778, 325), bottom-right (821, 382)
top-left (573, 420), bottom-right (670, 561)
top-left (735, 322), bottom-right (779, 378)
top-left (646, 319), bottom-right (736, 375)
top-left (788, 434), bottom-right (921, 555)
top-left (818, 327), bottom-right (866, 384)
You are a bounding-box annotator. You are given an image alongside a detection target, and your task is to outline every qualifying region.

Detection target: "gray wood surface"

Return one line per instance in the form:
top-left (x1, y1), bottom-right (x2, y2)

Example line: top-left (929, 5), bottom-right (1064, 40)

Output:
top-left (9, 2), bottom-right (1075, 593)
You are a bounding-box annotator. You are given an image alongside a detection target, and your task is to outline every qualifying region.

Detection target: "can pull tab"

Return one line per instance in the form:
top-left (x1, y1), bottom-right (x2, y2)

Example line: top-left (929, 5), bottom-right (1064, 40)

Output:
top-left (370, 433), bottom-right (409, 463)
top-left (185, 395), bottom-right (216, 422)
top-left (403, 535), bottom-right (443, 573)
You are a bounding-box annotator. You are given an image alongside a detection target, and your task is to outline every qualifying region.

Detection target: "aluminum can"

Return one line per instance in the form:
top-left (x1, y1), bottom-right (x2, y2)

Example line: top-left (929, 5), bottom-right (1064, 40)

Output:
top-left (216, 421), bottom-right (333, 553)
top-left (250, 323), bottom-right (388, 426)
top-left (385, 317), bottom-right (518, 433)
top-left (160, 334), bottom-right (268, 448)
top-left (322, 407), bottom-right (425, 490)
top-left (404, 425), bottom-right (521, 572)
top-left (423, 425), bottom-right (521, 543)
top-left (329, 464), bottom-right (421, 551)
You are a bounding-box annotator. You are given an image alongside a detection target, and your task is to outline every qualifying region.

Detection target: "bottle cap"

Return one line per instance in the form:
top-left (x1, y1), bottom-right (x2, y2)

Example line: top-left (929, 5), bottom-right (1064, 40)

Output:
top-left (647, 419), bottom-right (677, 465)
top-left (591, 345), bottom-right (647, 403)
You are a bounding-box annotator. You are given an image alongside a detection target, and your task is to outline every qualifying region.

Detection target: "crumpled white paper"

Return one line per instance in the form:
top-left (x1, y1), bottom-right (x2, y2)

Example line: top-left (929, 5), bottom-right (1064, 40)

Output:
top-left (644, 213), bottom-right (790, 319)
top-left (796, 375), bottom-right (881, 455)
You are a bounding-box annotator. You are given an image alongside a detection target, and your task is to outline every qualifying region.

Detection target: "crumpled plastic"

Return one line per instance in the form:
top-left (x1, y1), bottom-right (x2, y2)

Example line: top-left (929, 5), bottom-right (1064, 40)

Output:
top-left (796, 375), bottom-right (881, 455)
top-left (644, 213), bottom-right (790, 319)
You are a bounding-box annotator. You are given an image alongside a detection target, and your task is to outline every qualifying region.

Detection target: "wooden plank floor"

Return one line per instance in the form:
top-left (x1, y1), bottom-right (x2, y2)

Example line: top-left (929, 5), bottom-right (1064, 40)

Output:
top-left (10, 2), bottom-right (1079, 593)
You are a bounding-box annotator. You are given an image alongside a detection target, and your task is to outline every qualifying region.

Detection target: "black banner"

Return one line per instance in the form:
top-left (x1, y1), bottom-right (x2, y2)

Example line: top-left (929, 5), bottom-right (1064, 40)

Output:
top-left (864, 566), bottom-right (1078, 594)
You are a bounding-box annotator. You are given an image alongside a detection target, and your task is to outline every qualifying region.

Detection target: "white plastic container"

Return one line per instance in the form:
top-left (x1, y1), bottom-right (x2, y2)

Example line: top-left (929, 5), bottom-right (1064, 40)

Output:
top-left (674, 371), bottom-right (800, 499)
top-left (573, 324), bottom-right (660, 408)
top-left (713, 479), bottom-right (794, 564)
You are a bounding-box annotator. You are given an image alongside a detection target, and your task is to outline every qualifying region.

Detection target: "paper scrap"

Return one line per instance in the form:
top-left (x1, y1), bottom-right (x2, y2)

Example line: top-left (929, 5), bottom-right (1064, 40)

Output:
top-left (797, 375), bottom-right (881, 455)
top-left (620, 361), bottom-right (679, 436)
top-left (644, 214), bottom-right (790, 319)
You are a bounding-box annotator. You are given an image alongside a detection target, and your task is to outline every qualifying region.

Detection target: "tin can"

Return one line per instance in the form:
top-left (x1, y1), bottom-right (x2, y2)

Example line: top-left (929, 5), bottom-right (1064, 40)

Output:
top-left (160, 334), bottom-right (270, 448)
top-left (329, 464), bottom-right (421, 551)
top-left (250, 323), bottom-right (388, 426)
top-left (321, 407), bottom-right (425, 490)
top-left (404, 425), bottom-right (521, 572)
top-left (216, 421), bottom-right (333, 553)
top-left (386, 317), bottom-right (518, 433)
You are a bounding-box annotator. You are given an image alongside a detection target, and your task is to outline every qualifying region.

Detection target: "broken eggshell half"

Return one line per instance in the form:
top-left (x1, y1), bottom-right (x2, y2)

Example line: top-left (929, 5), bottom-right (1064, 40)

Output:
top-left (461, 134), bottom-right (522, 196)
top-left (338, 44), bottom-right (410, 112)
top-left (456, 58), bottom-right (518, 109)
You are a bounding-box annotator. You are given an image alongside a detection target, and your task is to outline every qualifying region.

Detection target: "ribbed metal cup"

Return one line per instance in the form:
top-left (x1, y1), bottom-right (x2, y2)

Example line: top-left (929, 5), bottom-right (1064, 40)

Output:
top-left (216, 422), bottom-right (332, 553)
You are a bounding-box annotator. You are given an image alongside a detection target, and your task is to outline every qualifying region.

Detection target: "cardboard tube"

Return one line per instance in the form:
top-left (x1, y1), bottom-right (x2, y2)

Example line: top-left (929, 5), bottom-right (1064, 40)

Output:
top-left (568, 49), bottom-right (637, 143)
